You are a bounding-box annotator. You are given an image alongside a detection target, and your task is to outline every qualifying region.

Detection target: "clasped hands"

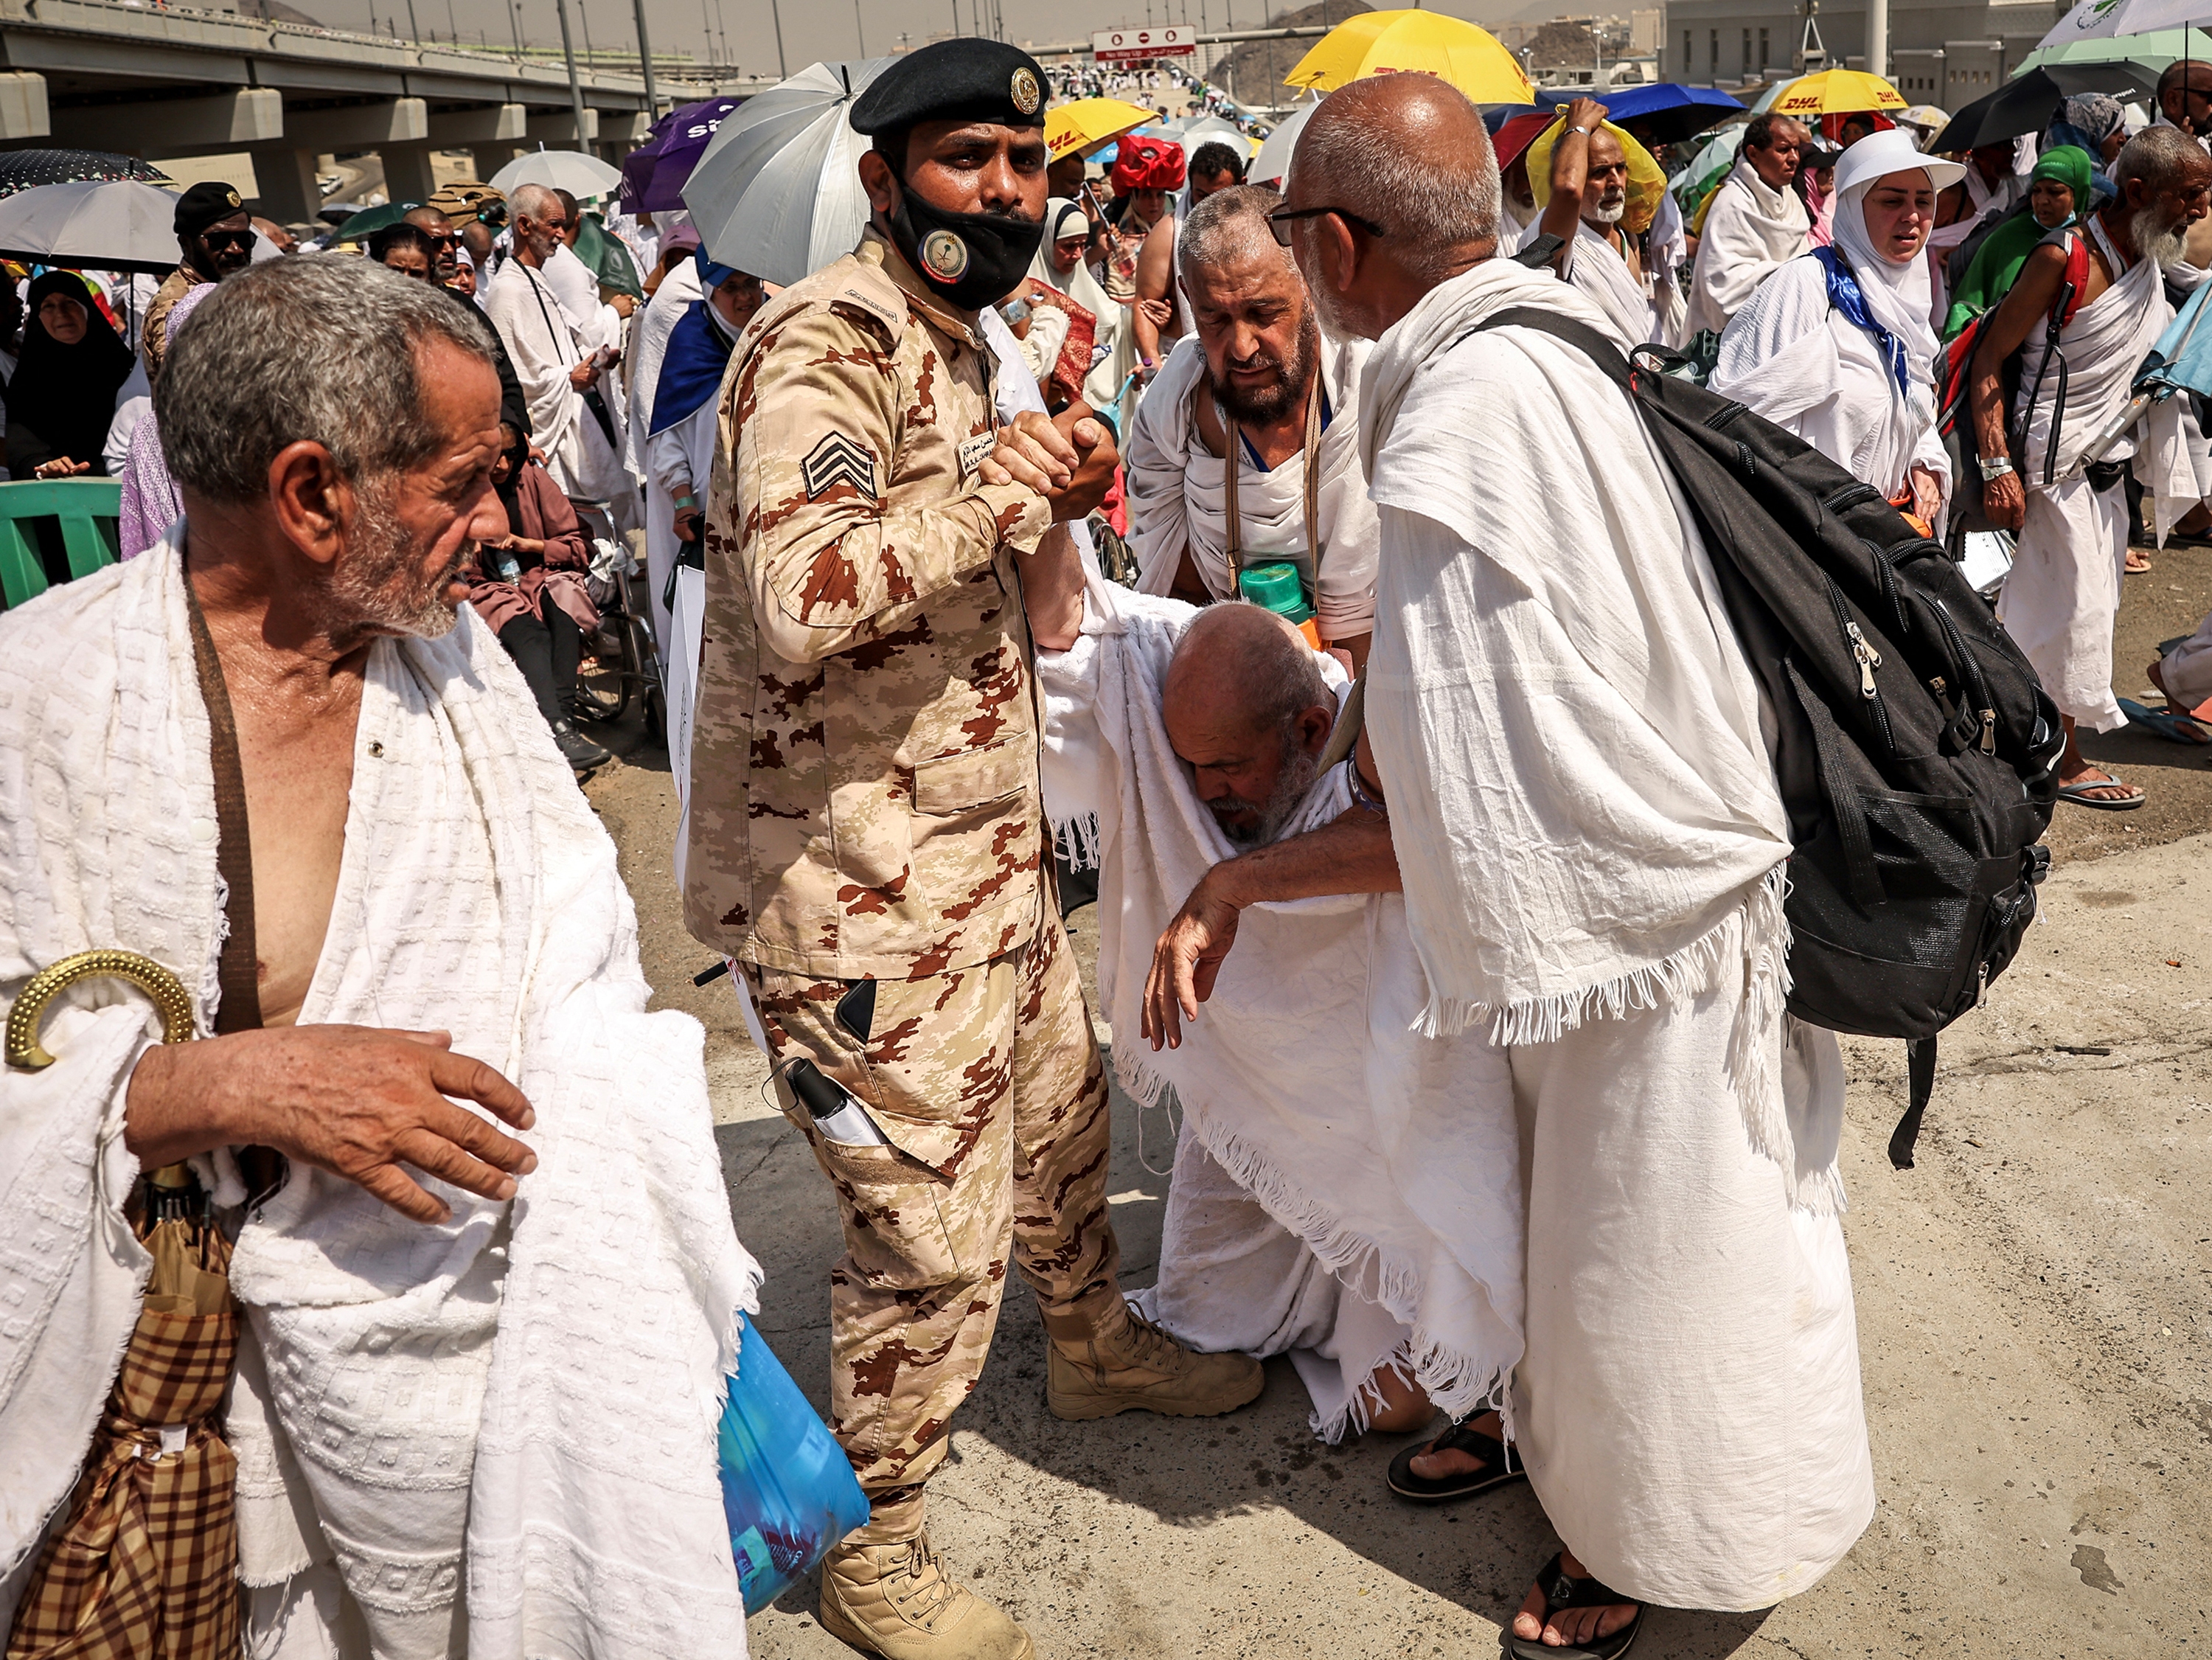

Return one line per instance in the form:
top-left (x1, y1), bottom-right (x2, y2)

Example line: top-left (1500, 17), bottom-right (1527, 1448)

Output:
top-left (979, 406), bottom-right (1119, 524)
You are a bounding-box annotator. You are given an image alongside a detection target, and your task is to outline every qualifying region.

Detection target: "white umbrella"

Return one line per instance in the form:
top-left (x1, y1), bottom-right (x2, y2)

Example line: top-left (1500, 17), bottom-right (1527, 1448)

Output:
top-left (683, 58), bottom-right (894, 288)
top-left (0, 178), bottom-right (183, 274)
top-left (490, 149), bottom-right (625, 201)
top-left (1251, 100), bottom-right (1318, 185)
top-left (2039, 0), bottom-right (2206, 45)
top-left (1172, 114), bottom-right (1259, 158)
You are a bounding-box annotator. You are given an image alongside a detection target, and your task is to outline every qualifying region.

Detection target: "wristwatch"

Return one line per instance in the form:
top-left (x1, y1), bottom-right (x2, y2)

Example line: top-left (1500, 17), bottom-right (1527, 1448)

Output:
top-left (1978, 454), bottom-right (2015, 482)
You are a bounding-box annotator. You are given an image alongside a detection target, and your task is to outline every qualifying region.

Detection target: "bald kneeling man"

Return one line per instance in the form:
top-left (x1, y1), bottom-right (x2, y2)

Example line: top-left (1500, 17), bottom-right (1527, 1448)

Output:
top-left (1030, 565), bottom-right (1531, 1475)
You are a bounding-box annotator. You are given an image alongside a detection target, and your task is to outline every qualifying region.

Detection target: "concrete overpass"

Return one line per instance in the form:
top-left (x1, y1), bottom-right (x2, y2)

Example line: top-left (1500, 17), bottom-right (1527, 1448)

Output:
top-left (0, 0), bottom-right (772, 219)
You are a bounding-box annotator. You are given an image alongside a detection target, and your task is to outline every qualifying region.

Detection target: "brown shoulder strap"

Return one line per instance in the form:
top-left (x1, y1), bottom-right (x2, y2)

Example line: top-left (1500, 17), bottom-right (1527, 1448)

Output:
top-left (183, 561), bottom-right (263, 1035)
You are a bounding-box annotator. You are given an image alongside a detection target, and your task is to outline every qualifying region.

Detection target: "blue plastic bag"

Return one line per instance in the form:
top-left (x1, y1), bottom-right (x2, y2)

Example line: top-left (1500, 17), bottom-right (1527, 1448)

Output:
top-left (717, 1311), bottom-right (871, 1615)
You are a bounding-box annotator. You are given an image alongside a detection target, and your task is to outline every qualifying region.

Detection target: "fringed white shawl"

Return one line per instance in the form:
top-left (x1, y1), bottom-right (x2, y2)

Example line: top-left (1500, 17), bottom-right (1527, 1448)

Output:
top-left (0, 535), bottom-right (762, 1658)
top-left (1036, 576), bottom-right (1526, 1434)
top-left (1358, 259), bottom-right (1818, 1196)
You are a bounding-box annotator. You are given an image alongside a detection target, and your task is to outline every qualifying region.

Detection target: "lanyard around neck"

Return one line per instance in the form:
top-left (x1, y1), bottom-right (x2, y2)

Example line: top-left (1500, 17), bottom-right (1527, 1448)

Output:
top-left (1219, 368), bottom-right (1326, 580)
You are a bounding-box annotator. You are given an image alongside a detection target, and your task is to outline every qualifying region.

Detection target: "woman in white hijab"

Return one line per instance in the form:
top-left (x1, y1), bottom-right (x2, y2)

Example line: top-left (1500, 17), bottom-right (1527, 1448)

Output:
top-left (1030, 196), bottom-right (1135, 414)
top-left (1711, 130), bottom-right (1966, 532)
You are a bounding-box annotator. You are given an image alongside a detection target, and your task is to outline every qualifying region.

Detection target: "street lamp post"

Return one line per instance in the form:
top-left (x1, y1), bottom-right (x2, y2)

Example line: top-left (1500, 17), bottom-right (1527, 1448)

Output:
top-left (552, 0), bottom-right (590, 146)
top-left (770, 0), bottom-right (787, 76)
top-left (631, 0), bottom-right (659, 110)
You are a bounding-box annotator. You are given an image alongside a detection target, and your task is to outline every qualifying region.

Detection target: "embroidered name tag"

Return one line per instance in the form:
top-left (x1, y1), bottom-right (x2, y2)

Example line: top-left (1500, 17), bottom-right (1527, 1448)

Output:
top-left (957, 431), bottom-right (996, 479)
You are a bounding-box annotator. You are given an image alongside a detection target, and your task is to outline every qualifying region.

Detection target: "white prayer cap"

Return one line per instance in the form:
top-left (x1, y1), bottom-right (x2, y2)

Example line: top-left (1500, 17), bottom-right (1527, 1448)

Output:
top-left (1834, 128), bottom-right (1964, 198)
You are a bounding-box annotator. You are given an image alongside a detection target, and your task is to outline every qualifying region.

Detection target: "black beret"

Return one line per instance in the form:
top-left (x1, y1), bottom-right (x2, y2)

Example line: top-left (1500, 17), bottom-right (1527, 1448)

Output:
top-left (849, 38), bottom-right (1048, 138)
top-left (175, 180), bottom-right (248, 238)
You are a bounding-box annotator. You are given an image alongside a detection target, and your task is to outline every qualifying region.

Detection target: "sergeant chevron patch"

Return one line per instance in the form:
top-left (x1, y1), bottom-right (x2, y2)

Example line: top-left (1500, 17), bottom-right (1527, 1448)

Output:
top-left (803, 432), bottom-right (877, 501)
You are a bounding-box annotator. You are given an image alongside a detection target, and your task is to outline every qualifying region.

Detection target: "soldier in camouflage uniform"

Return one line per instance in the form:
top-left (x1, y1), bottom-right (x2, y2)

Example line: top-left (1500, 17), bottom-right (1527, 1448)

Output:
top-left (684, 39), bottom-right (1263, 1660)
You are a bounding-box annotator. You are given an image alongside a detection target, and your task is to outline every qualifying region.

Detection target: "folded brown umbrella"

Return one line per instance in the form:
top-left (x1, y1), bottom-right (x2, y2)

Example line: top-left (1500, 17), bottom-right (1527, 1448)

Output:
top-left (5, 953), bottom-right (240, 1660)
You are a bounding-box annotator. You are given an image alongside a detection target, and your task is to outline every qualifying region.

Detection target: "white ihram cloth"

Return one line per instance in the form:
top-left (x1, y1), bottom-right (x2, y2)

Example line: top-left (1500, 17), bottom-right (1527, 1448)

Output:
top-left (1686, 159), bottom-right (1811, 336)
top-left (484, 258), bottom-right (630, 507)
top-left (1034, 576), bottom-right (1526, 1441)
top-left (1360, 257), bottom-right (1871, 1608)
top-left (1711, 146), bottom-right (1961, 519)
top-left (0, 535), bottom-right (762, 1659)
top-left (1559, 220), bottom-right (1680, 349)
top-left (1127, 333), bottom-right (1380, 643)
top-left (2002, 220), bottom-right (2212, 731)
top-left (632, 257), bottom-right (706, 662)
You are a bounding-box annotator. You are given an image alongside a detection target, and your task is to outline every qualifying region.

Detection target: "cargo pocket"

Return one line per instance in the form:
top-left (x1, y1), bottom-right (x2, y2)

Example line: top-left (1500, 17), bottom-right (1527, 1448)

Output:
top-left (813, 1137), bottom-right (965, 1291)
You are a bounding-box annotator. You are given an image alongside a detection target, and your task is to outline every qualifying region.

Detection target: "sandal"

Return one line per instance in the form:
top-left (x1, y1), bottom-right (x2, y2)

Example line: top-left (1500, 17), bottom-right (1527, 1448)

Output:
top-left (2056, 770), bottom-right (2146, 810)
top-left (1385, 1415), bottom-right (1527, 1504)
top-left (1503, 1552), bottom-right (1644, 1660)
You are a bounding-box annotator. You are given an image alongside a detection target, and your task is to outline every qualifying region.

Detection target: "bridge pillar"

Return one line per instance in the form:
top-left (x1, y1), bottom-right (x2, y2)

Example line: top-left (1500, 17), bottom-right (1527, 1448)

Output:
top-left (378, 145), bottom-right (439, 205)
top-left (249, 148), bottom-right (324, 225)
top-left (0, 73), bottom-right (49, 141)
top-left (470, 143), bottom-right (527, 181)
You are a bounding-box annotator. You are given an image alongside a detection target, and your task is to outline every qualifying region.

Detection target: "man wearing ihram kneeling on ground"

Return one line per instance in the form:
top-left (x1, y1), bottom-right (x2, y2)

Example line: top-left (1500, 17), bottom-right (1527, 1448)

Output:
top-left (0, 255), bottom-right (760, 1658)
top-left (1148, 74), bottom-right (1874, 1660)
top-left (684, 38), bottom-right (1262, 1660)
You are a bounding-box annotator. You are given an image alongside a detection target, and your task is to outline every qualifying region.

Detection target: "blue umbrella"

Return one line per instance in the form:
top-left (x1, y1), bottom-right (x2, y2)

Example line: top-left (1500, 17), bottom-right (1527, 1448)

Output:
top-left (1482, 85), bottom-right (1743, 147)
top-left (1588, 83), bottom-right (1747, 145)
top-left (621, 97), bottom-right (743, 214)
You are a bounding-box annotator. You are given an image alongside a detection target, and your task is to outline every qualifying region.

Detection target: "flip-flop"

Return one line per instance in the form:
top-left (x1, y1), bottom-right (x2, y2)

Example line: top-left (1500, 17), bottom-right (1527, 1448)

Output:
top-left (1385, 1415), bottom-right (1527, 1504)
top-left (2126, 550), bottom-right (2152, 574)
top-left (2119, 698), bottom-right (2212, 746)
top-left (1503, 1552), bottom-right (1643, 1660)
top-left (2057, 770), bottom-right (2146, 810)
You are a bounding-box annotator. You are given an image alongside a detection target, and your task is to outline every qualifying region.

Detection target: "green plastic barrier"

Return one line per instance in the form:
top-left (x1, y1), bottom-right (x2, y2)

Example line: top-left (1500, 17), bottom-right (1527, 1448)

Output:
top-left (0, 477), bottom-right (122, 611)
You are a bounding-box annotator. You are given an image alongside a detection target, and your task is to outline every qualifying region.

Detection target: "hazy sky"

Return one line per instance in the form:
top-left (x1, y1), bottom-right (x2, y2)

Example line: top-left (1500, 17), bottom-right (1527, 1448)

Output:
top-left (340, 0), bottom-right (1513, 80)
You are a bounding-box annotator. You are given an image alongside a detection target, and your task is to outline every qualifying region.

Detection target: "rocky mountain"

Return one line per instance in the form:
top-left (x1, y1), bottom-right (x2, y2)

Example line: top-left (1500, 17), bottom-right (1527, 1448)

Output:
top-left (1202, 0), bottom-right (1374, 114)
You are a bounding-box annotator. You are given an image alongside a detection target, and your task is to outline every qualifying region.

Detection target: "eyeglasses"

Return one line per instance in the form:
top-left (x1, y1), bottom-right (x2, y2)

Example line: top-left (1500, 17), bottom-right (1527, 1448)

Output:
top-left (1267, 204), bottom-right (1386, 246)
top-left (201, 229), bottom-right (256, 251)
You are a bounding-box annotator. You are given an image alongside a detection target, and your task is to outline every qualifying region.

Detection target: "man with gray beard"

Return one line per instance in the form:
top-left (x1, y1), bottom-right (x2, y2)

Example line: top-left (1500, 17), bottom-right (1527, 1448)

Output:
top-left (1972, 123), bottom-right (2212, 810)
top-left (1534, 97), bottom-right (1683, 348)
top-left (1126, 184), bottom-right (1381, 670)
top-left (0, 255), bottom-right (759, 1657)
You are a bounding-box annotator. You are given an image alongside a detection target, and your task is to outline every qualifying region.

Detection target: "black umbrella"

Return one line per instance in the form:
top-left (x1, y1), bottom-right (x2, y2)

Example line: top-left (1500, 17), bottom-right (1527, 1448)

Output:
top-left (1928, 61), bottom-right (2161, 156)
top-left (0, 149), bottom-right (171, 200)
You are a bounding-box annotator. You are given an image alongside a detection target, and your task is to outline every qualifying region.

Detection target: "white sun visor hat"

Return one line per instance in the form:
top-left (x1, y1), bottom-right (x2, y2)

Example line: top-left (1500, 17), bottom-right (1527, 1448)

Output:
top-left (1834, 126), bottom-right (1966, 197)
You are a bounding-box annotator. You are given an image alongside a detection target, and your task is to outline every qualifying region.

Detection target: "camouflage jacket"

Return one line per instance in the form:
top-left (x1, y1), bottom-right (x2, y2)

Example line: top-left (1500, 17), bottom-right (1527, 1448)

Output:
top-left (684, 232), bottom-right (1054, 979)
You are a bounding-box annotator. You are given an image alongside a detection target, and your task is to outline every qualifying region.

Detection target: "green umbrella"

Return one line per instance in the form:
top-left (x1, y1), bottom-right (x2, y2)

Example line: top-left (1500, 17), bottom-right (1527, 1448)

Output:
top-left (2017, 27), bottom-right (2212, 77)
top-left (327, 200), bottom-right (422, 243)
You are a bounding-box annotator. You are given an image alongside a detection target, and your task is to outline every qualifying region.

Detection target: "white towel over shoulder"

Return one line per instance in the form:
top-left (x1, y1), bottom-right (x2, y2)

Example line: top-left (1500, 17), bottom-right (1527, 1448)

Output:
top-left (0, 536), bottom-right (761, 1659)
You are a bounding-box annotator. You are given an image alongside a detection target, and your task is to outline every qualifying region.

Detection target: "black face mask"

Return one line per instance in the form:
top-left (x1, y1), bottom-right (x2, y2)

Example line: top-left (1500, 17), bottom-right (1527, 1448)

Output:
top-left (886, 176), bottom-right (1046, 312)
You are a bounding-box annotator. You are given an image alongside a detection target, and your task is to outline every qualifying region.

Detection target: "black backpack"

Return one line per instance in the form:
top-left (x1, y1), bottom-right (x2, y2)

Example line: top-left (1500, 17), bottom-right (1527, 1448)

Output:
top-left (1472, 308), bottom-right (2065, 1168)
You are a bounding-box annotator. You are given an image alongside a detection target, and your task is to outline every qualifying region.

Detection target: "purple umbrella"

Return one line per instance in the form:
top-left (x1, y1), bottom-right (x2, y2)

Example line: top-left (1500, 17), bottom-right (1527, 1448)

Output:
top-left (622, 98), bottom-right (743, 213)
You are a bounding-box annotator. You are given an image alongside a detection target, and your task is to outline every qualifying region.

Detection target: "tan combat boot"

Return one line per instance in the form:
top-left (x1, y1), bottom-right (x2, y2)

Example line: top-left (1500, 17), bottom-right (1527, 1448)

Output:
top-left (818, 1521), bottom-right (1034, 1660)
top-left (1046, 1301), bottom-right (1265, 1421)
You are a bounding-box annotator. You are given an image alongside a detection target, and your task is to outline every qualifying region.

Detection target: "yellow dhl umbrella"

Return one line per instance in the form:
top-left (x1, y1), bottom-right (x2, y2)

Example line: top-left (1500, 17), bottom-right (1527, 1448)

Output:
top-left (1768, 67), bottom-right (1907, 117)
top-left (1046, 97), bottom-right (1159, 163)
top-left (1284, 9), bottom-right (1534, 106)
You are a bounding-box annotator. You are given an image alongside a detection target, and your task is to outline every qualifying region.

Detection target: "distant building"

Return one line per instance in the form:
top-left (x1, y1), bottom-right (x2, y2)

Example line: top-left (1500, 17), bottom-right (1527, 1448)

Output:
top-left (1659, 0), bottom-right (2065, 97)
top-left (1630, 8), bottom-right (1665, 55)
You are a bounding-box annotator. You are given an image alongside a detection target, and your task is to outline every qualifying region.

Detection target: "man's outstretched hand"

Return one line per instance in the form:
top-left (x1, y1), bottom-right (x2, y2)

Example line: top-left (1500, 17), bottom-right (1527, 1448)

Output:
top-left (1142, 874), bottom-right (1244, 1052)
top-left (125, 1025), bottom-right (538, 1224)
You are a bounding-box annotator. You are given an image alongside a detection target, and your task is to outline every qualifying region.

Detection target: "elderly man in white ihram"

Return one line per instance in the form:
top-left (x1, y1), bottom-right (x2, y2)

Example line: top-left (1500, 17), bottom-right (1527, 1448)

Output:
top-left (1711, 130), bottom-right (1966, 534)
top-left (0, 256), bottom-right (759, 1659)
top-left (1686, 112), bottom-right (1812, 338)
top-left (1148, 73), bottom-right (1872, 1659)
top-left (1127, 184), bottom-right (1380, 669)
top-left (1972, 124), bottom-right (2212, 811)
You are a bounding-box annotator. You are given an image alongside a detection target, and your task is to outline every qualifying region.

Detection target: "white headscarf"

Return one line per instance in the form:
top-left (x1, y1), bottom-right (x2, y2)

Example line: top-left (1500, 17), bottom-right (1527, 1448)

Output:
top-left (1829, 131), bottom-right (1964, 414)
top-left (1032, 196), bottom-right (1116, 318)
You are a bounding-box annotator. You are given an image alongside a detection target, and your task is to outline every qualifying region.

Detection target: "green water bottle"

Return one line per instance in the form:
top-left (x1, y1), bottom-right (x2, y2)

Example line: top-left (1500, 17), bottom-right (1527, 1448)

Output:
top-left (1237, 561), bottom-right (1321, 647)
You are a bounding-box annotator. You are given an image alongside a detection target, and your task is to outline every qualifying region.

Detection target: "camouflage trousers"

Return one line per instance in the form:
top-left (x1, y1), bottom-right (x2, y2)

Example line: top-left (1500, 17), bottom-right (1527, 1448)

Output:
top-left (748, 913), bottom-right (1121, 1496)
